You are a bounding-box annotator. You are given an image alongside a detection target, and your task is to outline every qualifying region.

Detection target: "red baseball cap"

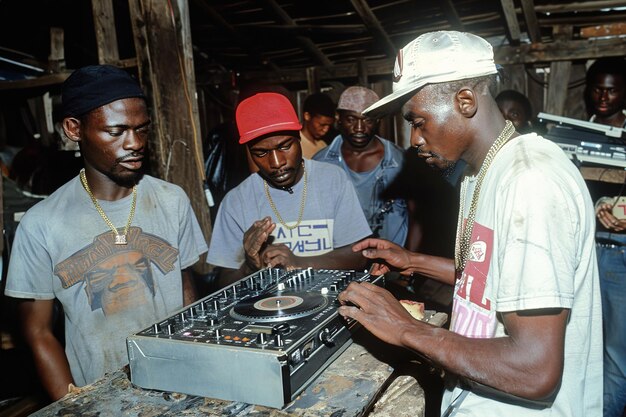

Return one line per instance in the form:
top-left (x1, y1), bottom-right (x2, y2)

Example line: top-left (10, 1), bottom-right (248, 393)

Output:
top-left (236, 93), bottom-right (302, 144)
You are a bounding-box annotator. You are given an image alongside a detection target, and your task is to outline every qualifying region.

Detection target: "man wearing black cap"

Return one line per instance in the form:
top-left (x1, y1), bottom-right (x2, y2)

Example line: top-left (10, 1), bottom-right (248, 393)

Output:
top-left (338, 31), bottom-right (601, 416)
top-left (4, 65), bottom-right (208, 400)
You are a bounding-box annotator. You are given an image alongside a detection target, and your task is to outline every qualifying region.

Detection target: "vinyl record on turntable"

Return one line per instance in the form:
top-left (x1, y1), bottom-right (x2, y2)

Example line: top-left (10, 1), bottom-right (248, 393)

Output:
top-left (231, 292), bottom-right (329, 322)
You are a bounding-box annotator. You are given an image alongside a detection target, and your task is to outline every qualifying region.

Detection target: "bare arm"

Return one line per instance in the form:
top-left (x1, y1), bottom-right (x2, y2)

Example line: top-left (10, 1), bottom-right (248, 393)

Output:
top-left (181, 268), bottom-right (197, 306)
top-left (18, 298), bottom-right (74, 401)
top-left (338, 282), bottom-right (567, 400)
top-left (353, 237), bottom-right (456, 285)
top-left (263, 244), bottom-right (368, 271)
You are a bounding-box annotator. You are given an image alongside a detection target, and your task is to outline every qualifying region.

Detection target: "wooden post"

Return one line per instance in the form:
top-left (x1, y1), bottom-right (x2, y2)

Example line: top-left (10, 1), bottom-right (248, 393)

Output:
top-left (128, 0), bottom-right (212, 271)
top-left (92, 0), bottom-right (120, 65)
top-left (306, 67), bottom-right (320, 94)
top-left (545, 25), bottom-right (573, 116)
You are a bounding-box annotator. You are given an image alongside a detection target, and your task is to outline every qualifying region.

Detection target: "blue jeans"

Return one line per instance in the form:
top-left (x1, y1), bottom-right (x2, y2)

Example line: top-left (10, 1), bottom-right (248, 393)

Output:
top-left (597, 232), bottom-right (626, 417)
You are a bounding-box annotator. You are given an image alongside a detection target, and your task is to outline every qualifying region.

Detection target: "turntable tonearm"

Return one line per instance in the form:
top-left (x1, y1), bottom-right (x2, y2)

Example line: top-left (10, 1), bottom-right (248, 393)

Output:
top-left (127, 268), bottom-right (382, 408)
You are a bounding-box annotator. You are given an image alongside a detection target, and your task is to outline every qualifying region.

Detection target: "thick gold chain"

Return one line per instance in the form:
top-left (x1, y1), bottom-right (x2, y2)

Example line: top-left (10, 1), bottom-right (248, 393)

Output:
top-left (263, 167), bottom-right (307, 230)
top-left (79, 169), bottom-right (137, 245)
top-left (455, 120), bottom-right (515, 272)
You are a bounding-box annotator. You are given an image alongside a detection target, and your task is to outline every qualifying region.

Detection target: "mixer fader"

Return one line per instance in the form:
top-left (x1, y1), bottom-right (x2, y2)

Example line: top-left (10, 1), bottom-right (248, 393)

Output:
top-left (127, 268), bottom-right (382, 408)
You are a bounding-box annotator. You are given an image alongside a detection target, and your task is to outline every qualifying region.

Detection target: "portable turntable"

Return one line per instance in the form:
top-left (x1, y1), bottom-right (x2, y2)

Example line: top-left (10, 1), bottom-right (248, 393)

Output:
top-left (127, 268), bottom-right (383, 408)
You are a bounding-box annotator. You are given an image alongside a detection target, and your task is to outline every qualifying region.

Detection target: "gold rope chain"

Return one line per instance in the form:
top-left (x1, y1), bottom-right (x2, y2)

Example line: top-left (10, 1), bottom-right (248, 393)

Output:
top-left (263, 167), bottom-right (307, 230)
top-left (79, 169), bottom-right (137, 245)
top-left (454, 120), bottom-right (515, 272)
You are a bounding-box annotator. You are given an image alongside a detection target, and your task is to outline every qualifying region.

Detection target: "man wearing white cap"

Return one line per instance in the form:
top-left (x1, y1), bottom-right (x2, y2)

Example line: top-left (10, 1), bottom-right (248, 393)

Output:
top-left (313, 86), bottom-right (409, 247)
top-left (338, 31), bottom-right (602, 416)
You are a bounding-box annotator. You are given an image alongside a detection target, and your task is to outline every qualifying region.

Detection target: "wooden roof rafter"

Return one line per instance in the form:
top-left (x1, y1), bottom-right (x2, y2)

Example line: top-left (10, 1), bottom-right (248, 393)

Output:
top-left (191, 0), bottom-right (280, 71)
top-left (520, 0), bottom-right (542, 43)
top-left (439, 0), bottom-right (466, 31)
top-left (500, 0), bottom-right (522, 44)
top-left (261, 0), bottom-right (332, 66)
top-left (349, 0), bottom-right (397, 57)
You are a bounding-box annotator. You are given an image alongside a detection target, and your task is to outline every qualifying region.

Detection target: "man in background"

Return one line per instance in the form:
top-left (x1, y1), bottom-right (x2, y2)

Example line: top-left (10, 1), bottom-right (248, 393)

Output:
top-left (495, 89), bottom-right (534, 134)
top-left (300, 92), bottom-right (336, 158)
top-left (313, 86), bottom-right (410, 247)
top-left (584, 56), bottom-right (626, 417)
top-left (207, 92), bottom-right (370, 288)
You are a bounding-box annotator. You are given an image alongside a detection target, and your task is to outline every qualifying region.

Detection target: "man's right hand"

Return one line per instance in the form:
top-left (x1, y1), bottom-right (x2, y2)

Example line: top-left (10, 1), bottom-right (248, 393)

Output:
top-left (243, 217), bottom-right (276, 270)
top-left (352, 238), bottom-right (415, 276)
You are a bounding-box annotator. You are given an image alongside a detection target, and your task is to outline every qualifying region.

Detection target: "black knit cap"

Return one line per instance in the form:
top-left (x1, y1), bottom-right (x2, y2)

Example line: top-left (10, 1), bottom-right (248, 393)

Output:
top-left (61, 64), bottom-right (146, 118)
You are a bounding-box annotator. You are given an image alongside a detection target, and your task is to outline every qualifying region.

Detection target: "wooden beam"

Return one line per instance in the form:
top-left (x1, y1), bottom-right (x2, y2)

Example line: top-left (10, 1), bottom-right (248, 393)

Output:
top-left (580, 22), bottom-right (626, 38)
top-left (48, 27), bottom-right (65, 72)
top-left (500, 0), bottom-right (521, 44)
top-left (199, 58), bottom-right (395, 86)
top-left (519, 0), bottom-right (541, 43)
top-left (92, 0), bottom-right (120, 65)
top-left (349, 0), bottom-right (396, 57)
top-left (494, 36), bottom-right (626, 64)
top-left (128, 0), bottom-right (212, 270)
top-left (534, 1), bottom-right (626, 14)
top-left (0, 73), bottom-right (69, 91)
top-left (439, 0), bottom-right (465, 31)
top-left (263, 0), bottom-right (332, 66)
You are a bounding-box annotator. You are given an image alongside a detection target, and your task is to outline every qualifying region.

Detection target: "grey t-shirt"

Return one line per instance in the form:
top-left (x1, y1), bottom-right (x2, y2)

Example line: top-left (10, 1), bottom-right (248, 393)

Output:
top-left (207, 159), bottom-right (371, 269)
top-left (4, 175), bottom-right (208, 386)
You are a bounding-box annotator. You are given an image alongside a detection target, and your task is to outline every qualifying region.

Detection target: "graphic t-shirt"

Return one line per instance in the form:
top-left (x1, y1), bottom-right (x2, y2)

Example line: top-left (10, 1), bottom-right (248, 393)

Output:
top-left (4, 175), bottom-right (208, 386)
top-left (442, 134), bottom-right (603, 416)
top-left (207, 159), bottom-right (371, 269)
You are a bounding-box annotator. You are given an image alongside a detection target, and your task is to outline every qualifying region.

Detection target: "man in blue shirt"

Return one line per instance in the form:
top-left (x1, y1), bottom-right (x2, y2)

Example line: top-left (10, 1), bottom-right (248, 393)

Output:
top-left (313, 86), bottom-right (410, 247)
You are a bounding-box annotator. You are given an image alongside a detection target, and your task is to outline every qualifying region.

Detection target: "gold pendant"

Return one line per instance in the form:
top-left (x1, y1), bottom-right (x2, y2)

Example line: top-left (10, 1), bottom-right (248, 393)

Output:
top-left (114, 234), bottom-right (127, 245)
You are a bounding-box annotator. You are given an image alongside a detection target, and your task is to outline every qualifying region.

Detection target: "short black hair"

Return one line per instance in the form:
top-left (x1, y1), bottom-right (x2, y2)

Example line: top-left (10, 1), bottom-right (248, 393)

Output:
top-left (496, 90), bottom-right (532, 119)
top-left (586, 57), bottom-right (626, 85)
top-left (303, 93), bottom-right (335, 118)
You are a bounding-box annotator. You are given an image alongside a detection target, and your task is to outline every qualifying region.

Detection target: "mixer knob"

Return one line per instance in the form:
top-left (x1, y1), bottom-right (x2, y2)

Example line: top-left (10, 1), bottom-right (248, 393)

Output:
top-left (319, 328), bottom-right (335, 347)
top-left (274, 334), bottom-right (284, 347)
top-left (207, 317), bottom-right (219, 327)
top-left (212, 300), bottom-right (220, 311)
top-left (321, 287), bottom-right (329, 295)
top-left (180, 312), bottom-right (186, 322)
top-left (329, 284), bottom-right (338, 292)
top-left (272, 322), bottom-right (290, 335)
top-left (153, 323), bottom-right (161, 334)
top-left (188, 307), bottom-right (195, 318)
top-left (277, 283), bottom-right (286, 291)
top-left (256, 333), bottom-right (268, 345)
top-left (214, 329), bottom-right (221, 339)
top-left (307, 267), bottom-right (313, 278)
top-left (166, 323), bottom-right (175, 335)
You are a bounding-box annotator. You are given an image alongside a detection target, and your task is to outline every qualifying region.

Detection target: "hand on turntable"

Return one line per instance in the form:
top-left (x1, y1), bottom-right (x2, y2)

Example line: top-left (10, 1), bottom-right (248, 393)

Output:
top-left (337, 281), bottom-right (427, 347)
top-left (261, 243), bottom-right (298, 270)
top-left (243, 217), bottom-right (276, 270)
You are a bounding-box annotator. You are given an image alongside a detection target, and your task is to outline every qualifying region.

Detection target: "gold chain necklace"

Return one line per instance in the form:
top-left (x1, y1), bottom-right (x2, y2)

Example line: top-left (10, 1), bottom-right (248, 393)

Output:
top-left (79, 169), bottom-right (137, 245)
top-left (263, 167), bottom-right (307, 230)
top-left (455, 120), bottom-right (515, 272)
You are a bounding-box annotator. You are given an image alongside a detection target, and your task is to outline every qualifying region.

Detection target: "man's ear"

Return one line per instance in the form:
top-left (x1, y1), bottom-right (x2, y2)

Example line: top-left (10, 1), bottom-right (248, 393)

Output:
top-left (303, 112), bottom-right (311, 122)
top-left (62, 117), bottom-right (82, 144)
top-left (456, 88), bottom-right (478, 118)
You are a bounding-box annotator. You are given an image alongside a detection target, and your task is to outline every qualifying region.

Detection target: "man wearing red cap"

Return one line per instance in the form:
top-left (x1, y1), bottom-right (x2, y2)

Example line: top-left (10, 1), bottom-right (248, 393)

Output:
top-left (313, 86), bottom-right (410, 247)
top-left (206, 92), bottom-right (371, 286)
top-left (337, 31), bottom-right (601, 416)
